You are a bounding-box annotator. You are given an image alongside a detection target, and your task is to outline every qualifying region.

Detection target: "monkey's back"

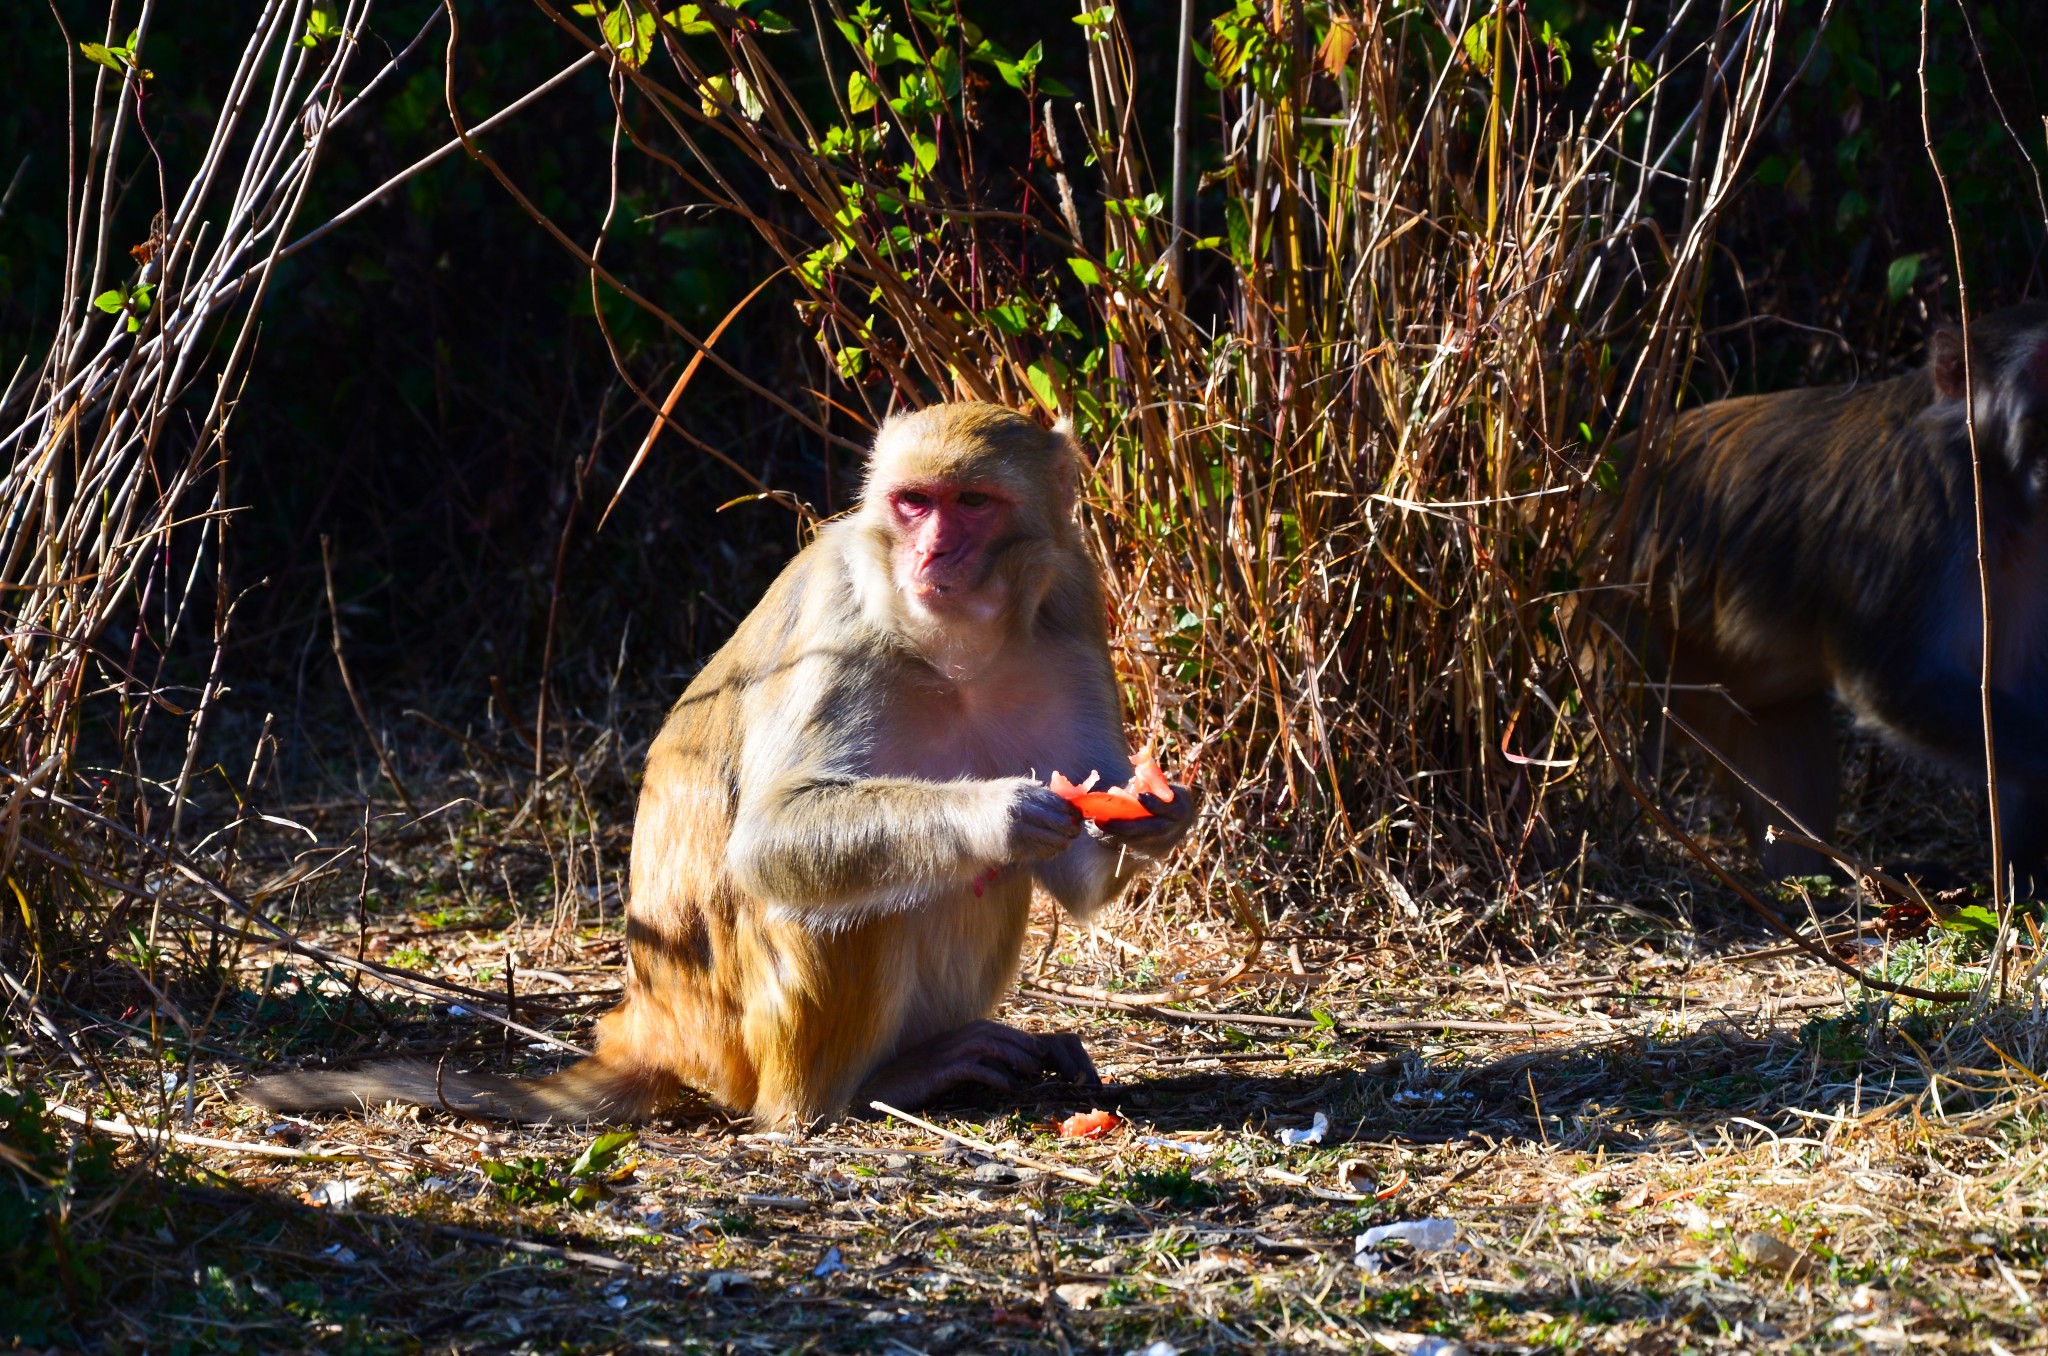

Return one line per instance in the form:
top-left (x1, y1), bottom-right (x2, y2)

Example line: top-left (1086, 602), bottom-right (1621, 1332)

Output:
top-left (1617, 370), bottom-right (1975, 680)
top-left (611, 539), bottom-right (862, 1110)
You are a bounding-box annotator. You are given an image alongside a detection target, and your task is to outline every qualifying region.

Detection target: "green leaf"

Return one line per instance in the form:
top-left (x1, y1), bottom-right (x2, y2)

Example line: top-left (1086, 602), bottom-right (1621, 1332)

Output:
top-left (1940, 903), bottom-right (2002, 938)
top-left (1072, 5), bottom-right (1114, 38)
top-left (700, 73), bottom-right (734, 116)
top-left (834, 345), bottom-right (866, 380)
top-left (930, 46), bottom-right (962, 98)
top-left (753, 10), bottom-right (795, 34)
top-left (592, 3), bottom-right (655, 66)
top-left (479, 1155), bottom-right (565, 1206)
top-left (1025, 357), bottom-right (1065, 413)
top-left (1834, 188), bottom-right (1871, 235)
top-left (1886, 253), bottom-right (1923, 302)
top-left (983, 300), bottom-right (1031, 337)
top-left (1066, 257), bottom-right (1101, 287)
top-left (569, 1130), bottom-right (636, 1177)
top-left (984, 31), bottom-right (1066, 92)
top-left (93, 288), bottom-right (127, 314)
top-left (909, 5), bottom-right (963, 39)
top-left (1591, 23), bottom-right (1643, 69)
top-left (1540, 21), bottom-right (1571, 84)
top-left (662, 4), bottom-right (718, 35)
top-left (1224, 198), bottom-right (1251, 268)
top-left (299, 6), bottom-right (343, 47)
top-left (732, 71), bottom-right (765, 119)
top-left (1462, 16), bottom-right (1494, 73)
top-left (79, 42), bottom-right (123, 71)
top-left (847, 68), bottom-right (883, 113)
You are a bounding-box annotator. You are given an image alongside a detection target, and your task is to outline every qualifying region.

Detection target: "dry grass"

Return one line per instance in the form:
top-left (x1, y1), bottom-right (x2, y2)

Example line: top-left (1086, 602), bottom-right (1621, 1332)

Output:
top-left (7, 4), bottom-right (2048, 1351)
top-left (6, 727), bottom-right (2046, 1353)
top-left (482, 0), bottom-right (1807, 913)
top-left (16, 811), bottom-right (2048, 1352)
top-left (0, 0), bottom-right (436, 975)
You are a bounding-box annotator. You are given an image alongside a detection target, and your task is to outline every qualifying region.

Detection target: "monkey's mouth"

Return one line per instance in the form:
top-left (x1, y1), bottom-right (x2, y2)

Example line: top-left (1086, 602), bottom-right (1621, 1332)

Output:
top-left (909, 562), bottom-right (982, 597)
top-left (910, 578), bottom-right (969, 603)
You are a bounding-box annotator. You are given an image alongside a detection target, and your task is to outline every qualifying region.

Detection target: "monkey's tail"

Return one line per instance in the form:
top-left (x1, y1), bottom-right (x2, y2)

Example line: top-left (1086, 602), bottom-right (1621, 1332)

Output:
top-left (240, 1055), bottom-right (676, 1123)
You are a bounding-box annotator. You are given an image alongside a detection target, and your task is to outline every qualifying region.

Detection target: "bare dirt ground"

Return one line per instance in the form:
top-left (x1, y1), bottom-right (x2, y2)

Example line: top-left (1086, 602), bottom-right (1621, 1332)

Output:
top-left (17, 837), bottom-right (2048, 1355)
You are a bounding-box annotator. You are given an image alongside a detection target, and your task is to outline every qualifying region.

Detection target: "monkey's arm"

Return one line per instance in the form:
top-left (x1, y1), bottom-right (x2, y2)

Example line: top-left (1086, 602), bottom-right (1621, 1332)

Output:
top-left (726, 771), bottom-right (1079, 911)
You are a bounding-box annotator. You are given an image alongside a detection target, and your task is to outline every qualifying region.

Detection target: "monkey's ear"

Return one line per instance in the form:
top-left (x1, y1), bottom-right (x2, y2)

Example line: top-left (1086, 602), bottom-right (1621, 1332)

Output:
top-left (1930, 326), bottom-right (1968, 401)
top-left (1048, 418), bottom-right (1082, 517)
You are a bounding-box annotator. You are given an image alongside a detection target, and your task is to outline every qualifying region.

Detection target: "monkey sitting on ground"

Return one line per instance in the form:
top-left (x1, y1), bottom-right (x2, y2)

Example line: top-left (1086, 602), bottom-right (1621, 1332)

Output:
top-left (1608, 302), bottom-right (2048, 881)
top-left (245, 404), bottom-right (1196, 1127)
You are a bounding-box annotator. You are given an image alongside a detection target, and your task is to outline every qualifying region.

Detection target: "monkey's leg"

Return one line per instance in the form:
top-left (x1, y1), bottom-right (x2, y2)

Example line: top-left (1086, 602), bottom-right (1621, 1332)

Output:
top-left (1996, 779), bottom-right (2048, 899)
top-left (855, 1020), bottom-right (1099, 1112)
top-left (1720, 694), bottom-right (1841, 880)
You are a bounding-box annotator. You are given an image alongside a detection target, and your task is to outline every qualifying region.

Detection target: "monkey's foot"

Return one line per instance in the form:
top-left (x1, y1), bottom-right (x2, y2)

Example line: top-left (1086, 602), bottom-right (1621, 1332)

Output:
top-left (858, 1020), bottom-right (1099, 1112)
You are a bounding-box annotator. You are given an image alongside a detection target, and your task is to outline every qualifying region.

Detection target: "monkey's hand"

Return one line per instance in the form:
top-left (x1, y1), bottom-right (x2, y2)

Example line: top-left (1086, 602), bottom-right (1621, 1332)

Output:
top-left (1088, 782), bottom-right (1199, 859)
top-left (988, 778), bottom-right (1085, 862)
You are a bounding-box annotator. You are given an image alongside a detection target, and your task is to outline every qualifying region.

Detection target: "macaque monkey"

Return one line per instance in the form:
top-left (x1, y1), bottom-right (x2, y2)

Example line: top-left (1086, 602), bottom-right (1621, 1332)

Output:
top-left (1610, 302), bottom-right (2048, 880)
top-left (246, 404), bottom-right (1195, 1126)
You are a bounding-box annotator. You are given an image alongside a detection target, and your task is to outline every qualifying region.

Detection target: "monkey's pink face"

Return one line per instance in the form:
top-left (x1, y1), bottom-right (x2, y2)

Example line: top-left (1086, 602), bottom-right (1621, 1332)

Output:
top-left (887, 479), bottom-right (1011, 607)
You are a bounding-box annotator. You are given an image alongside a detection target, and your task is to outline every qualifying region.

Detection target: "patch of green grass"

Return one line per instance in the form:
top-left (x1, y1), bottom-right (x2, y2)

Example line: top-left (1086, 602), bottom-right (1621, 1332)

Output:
top-left (1116, 1165), bottom-right (1219, 1210)
top-left (479, 1130), bottom-right (636, 1209)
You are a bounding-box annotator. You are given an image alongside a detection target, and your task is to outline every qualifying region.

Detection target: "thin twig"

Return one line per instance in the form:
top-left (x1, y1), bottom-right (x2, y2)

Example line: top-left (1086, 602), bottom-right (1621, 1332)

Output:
top-left (320, 534), bottom-right (417, 815)
top-left (868, 1100), bottom-right (1102, 1187)
top-left (48, 1103), bottom-right (398, 1161)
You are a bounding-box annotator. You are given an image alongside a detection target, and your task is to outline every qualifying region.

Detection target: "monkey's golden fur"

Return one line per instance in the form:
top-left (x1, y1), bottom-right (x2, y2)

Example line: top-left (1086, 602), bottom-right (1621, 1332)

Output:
top-left (246, 404), bottom-right (1185, 1126)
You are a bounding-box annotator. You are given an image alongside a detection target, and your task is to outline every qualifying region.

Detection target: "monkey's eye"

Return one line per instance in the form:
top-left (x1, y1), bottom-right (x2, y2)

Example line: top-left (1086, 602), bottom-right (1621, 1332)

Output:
top-left (895, 491), bottom-right (932, 509)
top-left (957, 491), bottom-right (993, 508)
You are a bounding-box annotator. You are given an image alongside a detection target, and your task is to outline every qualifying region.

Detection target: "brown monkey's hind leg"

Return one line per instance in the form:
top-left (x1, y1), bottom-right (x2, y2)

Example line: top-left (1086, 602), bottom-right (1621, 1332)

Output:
top-left (857, 1019), bottom-right (1099, 1112)
top-left (1671, 683), bottom-right (1840, 880)
top-left (1727, 694), bottom-right (1841, 880)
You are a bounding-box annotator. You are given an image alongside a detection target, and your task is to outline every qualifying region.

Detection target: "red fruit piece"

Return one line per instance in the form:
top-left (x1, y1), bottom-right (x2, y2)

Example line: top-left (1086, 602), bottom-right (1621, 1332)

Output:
top-left (1130, 749), bottom-right (1174, 803)
top-left (1069, 787), bottom-right (1153, 821)
top-left (1048, 769), bottom-right (1098, 798)
top-left (1057, 1108), bottom-right (1124, 1140)
top-left (1048, 752), bottom-right (1180, 824)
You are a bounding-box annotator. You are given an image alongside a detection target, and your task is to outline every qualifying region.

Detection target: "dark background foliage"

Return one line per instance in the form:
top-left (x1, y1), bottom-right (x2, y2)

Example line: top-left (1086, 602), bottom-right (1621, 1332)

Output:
top-left (2, 0), bottom-right (2043, 794)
